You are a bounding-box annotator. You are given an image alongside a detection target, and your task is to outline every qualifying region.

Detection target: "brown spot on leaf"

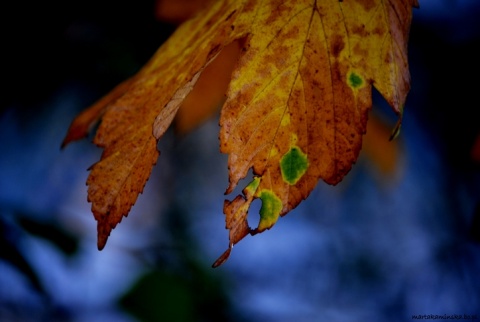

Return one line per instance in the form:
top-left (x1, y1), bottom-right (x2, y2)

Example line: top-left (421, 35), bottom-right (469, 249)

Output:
top-left (331, 35), bottom-right (345, 57)
top-left (351, 24), bottom-right (367, 37)
top-left (355, 0), bottom-right (376, 11)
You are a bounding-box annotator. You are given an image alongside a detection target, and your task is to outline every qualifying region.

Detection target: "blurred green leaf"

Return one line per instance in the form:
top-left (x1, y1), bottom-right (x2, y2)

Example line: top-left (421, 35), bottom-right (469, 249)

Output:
top-left (120, 270), bottom-right (195, 322)
top-left (120, 261), bottom-right (238, 322)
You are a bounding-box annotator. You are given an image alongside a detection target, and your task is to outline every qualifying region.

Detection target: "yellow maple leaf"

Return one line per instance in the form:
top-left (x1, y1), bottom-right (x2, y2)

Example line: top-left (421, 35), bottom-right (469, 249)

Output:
top-left (62, 0), bottom-right (418, 265)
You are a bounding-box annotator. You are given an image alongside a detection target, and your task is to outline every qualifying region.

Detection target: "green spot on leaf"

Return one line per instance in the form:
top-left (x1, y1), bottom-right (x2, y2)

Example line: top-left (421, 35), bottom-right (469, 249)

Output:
top-left (243, 176), bottom-right (260, 196)
top-left (258, 190), bottom-right (282, 231)
top-left (348, 72), bottom-right (364, 89)
top-left (280, 146), bottom-right (309, 185)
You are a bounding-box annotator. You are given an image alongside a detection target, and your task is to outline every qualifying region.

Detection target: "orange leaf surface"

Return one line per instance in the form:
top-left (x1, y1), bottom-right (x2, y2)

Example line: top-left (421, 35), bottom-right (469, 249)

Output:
top-left (63, 0), bottom-right (418, 263)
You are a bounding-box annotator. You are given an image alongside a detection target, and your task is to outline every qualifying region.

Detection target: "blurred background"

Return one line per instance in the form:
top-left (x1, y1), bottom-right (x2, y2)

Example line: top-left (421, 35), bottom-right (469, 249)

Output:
top-left (1, 0), bottom-right (479, 321)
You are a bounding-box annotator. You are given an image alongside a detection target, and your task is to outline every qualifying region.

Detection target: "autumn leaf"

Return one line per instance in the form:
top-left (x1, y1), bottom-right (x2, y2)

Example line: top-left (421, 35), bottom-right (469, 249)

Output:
top-left (62, 0), bottom-right (418, 265)
top-left (362, 113), bottom-right (402, 175)
top-left (155, 0), bottom-right (216, 24)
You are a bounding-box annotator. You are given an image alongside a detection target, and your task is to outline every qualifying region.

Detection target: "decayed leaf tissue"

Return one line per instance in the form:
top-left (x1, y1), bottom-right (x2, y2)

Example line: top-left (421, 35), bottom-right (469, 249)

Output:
top-left (62, 0), bottom-right (419, 266)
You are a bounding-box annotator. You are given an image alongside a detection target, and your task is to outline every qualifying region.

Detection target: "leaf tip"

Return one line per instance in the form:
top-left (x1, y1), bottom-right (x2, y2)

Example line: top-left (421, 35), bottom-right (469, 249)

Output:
top-left (97, 241), bottom-right (106, 251)
top-left (224, 182), bottom-right (235, 195)
top-left (212, 245), bottom-right (232, 268)
top-left (389, 107), bottom-right (404, 141)
top-left (96, 223), bottom-right (110, 251)
top-left (60, 126), bottom-right (88, 150)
